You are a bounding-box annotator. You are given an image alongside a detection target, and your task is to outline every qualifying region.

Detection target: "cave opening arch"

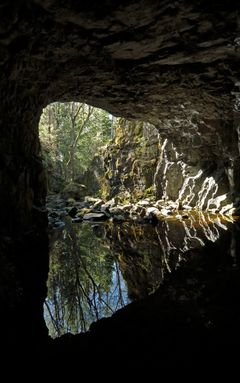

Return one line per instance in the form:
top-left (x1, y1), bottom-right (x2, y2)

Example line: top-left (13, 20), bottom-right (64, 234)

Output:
top-left (1, 0), bottom-right (240, 366)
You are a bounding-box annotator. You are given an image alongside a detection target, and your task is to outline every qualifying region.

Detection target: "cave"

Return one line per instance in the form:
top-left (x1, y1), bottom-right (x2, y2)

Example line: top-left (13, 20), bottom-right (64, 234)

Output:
top-left (1, 0), bottom-right (240, 371)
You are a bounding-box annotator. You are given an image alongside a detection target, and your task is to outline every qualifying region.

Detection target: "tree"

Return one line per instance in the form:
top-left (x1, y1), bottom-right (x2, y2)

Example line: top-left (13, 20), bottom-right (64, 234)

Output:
top-left (65, 103), bottom-right (93, 181)
top-left (39, 102), bottom-right (113, 190)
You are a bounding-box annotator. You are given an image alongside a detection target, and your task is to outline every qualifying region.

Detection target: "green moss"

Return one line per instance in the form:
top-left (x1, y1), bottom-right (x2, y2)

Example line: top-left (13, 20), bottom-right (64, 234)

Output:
top-left (99, 176), bottom-right (110, 199)
top-left (116, 192), bottom-right (131, 204)
top-left (101, 117), bottom-right (158, 204)
top-left (67, 197), bottom-right (76, 204)
top-left (105, 169), bottom-right (113, 179)
top-left (145, 186), bottom-right (154, 195)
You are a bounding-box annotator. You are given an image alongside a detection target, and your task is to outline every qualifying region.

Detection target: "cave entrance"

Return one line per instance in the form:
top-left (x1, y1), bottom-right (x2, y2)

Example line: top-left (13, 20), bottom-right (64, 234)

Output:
top-left (38, 103), bottom-right (239, 339)
top-left (39, 102), bottom-right (115, 199)
top-left (39, 102), bottom-right (131, 337)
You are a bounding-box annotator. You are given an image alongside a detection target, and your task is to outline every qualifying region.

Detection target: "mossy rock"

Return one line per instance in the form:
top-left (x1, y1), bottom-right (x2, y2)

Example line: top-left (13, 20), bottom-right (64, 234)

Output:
top-left (62, 182), bottom-right (87, 201)
top-left (144, 186), bottom-right (155, 197)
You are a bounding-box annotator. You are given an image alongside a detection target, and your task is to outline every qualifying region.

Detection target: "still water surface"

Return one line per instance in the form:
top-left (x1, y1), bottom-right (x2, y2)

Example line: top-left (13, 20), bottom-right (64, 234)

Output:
top-left (44, 212), bottom-right (237, 338)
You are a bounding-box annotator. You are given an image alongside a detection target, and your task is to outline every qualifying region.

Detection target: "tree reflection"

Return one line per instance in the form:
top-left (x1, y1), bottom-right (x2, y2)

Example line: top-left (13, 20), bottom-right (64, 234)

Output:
top-left (44, 219), bottom-right (128, 338)
top-left (44, 212), bottom-right (234, 338)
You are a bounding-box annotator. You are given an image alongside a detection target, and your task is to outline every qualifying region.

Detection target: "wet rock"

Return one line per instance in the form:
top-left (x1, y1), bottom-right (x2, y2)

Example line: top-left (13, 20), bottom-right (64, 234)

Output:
top-left (49, 211), bottom-right (59, 218)
top-left (67, 206), bottom-right (78, 218)
top-left (47, 194), bottom-right (66, 209)
top-left (83, 212), bottom-right (108, 221)
top-left (76, 208), bottom-right (92, 218)
top-left (66, 198), bottom-right (76, 205)
top-left (158, 208), bottom-right (173, 217)
top-left (109, 205), bottom-right (126, 215)
top-left (72, 217), bottom-right (82, 223)
top-left (100, 199), bottom-right (116, 213)
top-left (121, 204), bottom-right (133, 212)
top-left (92, 199), bottom-right (104, 211)
top-left (73, 201), bottom-right (87, 209)
top-left (112, 215), bottom-right (125, 222)
top-left (175, 215), bottom-right (183, 220)
top-left (137, 200), bottom-right (151, 207)
top-left (182, 205), bottom-right (192, 211)
top-left (154, 200), bottom-right (164, 207)
top-left (53, 221), bottom-right (65, 228)
top-left (145, 207), bottom-right (160, 217)
top-left (84, 196), bottom-right (100, 204)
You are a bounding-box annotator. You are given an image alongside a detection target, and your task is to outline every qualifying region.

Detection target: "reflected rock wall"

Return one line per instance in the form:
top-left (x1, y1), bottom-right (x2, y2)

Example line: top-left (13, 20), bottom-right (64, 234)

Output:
top-left (101, 213), bottom-right (234, 300)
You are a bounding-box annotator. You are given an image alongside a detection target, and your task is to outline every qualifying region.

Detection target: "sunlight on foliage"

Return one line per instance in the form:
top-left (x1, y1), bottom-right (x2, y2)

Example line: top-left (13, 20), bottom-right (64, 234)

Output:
top-left (39, 102), bottom-right (116, 190)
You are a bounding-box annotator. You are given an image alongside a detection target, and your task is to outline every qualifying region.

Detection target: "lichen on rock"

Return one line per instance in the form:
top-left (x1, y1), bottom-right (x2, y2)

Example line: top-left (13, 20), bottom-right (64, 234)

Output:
top-left (102, 117), bottom-right (240, 215)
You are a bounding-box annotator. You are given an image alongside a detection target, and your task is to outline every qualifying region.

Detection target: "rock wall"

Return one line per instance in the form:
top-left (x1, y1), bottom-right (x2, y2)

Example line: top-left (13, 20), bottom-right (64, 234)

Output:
top-left (104, 117), bottom-right (240, 214)
top-left (0, 0), bottom-right (239, 230)
top-left (0, 90), bottom-right (49, 347)
top-left (0, 0), bottom-right (239, 349)
top-left (104, 119), bottom-right (159, 201)
top-left (0, 92), bottom-right (47, 234)
top-left (74, 155), bottom-right (105, 197)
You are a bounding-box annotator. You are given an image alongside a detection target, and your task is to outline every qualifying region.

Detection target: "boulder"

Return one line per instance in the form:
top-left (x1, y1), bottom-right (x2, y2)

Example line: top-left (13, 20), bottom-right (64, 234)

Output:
top-left (83, 212), bottom-right (108, 221)
top-left (62, 183), bottom-right (87, 200)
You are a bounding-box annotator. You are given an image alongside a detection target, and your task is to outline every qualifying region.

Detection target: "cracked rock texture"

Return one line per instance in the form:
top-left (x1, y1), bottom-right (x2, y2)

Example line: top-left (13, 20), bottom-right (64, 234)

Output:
top-left (104, 118), bottom-right (240, 213)
top-left (0, 0), bottom-right (240, 232)
top-left (1, 0), bottom-right (240, 364)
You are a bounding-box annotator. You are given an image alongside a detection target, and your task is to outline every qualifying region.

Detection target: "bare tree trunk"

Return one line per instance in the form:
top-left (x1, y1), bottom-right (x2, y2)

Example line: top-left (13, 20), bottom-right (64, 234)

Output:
top-left (66, 103), bottom-right (93, 182)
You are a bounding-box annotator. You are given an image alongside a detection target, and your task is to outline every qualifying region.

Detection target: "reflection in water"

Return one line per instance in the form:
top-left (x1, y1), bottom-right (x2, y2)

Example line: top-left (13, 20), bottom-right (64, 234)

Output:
top-left (44, 219), bottom-right (128, 337)
top-left (44, 212), bottom-right (236, 338)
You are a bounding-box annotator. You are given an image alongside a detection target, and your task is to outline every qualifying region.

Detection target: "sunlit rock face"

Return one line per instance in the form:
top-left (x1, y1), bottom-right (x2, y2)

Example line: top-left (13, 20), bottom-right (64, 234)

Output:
top-left (104, 118), bottom-right (240, 213)
top-left (0, 0), bottom-right (240, 230)
top-left (0, 0), bottom-right (239, 360)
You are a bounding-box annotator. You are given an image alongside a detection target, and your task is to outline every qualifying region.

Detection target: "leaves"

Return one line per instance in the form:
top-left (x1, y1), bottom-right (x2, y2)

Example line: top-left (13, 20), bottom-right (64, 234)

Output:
top-left (39, 102), bottom-right (113, 188)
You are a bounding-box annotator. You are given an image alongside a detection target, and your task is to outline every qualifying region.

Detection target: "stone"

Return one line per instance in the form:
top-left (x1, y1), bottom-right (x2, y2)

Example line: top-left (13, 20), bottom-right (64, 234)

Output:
top-left (0, 1), bottom-right (239, 236)
top-left (146, 207), bottom-right (160, 216)
top-left (84, 196), bottom-right (100, 204)
top-left (100, 199), bottom-right (116, 211)
top-left (103, 119), bottom-right (237, 212)
top-left (62, 183), bottom-right (87, 201)
top-left (109, 206), bottom-right (126, 215)
top-left (67, 206), bottom-right (78, 218)
top-left (159, 208), bottom-right (173, 217)
top-left (74, 156), bottom-right (105, 196)
top-left (77, 208), bottom-right (92, 218)
top-left (137, 200), bottom-right (151, 207)
top-left (112, 215), bottom-right (125, 222)
top-left (121, 204), bottom-right (133, 212)
top-left (72, 217), bottom-right (82, 223)
top-left (53, 221), bottom-right (65, 228)
top-left (1, 1), bottom-right (240, 369)
top-left (83, 212), bottom-right (108, 221)
top-left (92, 199), bottom-right (105, 211)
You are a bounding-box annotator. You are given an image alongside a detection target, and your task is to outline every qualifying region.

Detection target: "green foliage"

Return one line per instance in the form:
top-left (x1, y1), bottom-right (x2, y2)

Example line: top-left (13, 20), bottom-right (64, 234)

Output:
top-left (144, 186), bottom-right (155, 197)
top-left (39, 102), bottom-right (113, 191)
